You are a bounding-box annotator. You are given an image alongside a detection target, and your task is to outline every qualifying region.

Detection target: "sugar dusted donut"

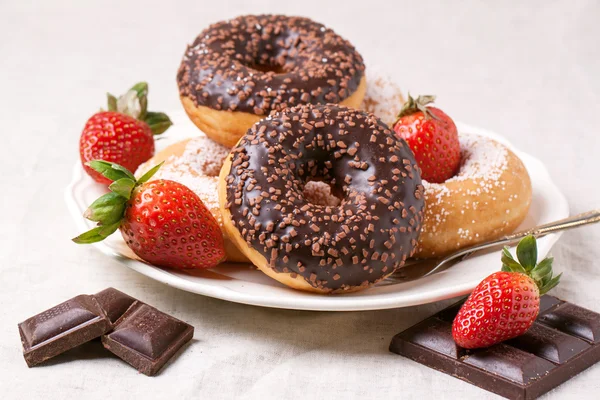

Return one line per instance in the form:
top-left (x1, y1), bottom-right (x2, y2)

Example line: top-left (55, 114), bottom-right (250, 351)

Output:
top-left (177, 15), bottom-right (366, 147)
top-left (415, 133), bottom-right (532, 258)
top-left (219, 104), bottom-right (425, 293)
top-left (135, 136), bottom-right (248, 262)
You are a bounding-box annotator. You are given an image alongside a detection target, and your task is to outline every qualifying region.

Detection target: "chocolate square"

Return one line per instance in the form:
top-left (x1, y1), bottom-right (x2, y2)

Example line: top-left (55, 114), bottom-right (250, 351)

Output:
top-left (94, 287), bottom-right (137, 324)
top-left (18, 295), bottom-right (112, 367)
top-left (101, 301), bottom-right (193, 376)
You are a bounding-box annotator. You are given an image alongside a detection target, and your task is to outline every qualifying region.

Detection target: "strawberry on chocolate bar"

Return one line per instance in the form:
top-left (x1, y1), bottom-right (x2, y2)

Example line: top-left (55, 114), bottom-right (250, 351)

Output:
top-left (452, 235), bottom-right (561, 349)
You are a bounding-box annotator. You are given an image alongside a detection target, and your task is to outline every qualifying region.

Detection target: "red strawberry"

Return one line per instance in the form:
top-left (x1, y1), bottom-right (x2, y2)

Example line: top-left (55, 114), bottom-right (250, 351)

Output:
top-left (79, 82), bottom-right (172, 185)
top-left (80, 112), bottom-right (154, 184)
top-left (393, 94), bottom-right (460, 183)
top-left (452, 236), bottom-right (561, 349)
top-left (73, 161), bottom-right (226, 269)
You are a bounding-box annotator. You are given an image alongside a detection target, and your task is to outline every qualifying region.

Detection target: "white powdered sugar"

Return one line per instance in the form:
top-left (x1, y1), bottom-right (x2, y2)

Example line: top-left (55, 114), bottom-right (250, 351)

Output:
top-left (436, 133), bottom-right (508, 185)
top-left (167, 136), bottom-right (230, 177)
top-left (420, 133), bottom-right (510, 235)
top-left (423, 133), bottom-right (508, 194)
top-left (360, 67), bottom-right (404, 127)
top-left (136, 136), bottom-right (231, 226)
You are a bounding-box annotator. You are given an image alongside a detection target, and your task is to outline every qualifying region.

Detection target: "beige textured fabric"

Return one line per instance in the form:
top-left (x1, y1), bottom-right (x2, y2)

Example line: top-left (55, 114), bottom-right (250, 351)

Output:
top-left (1, 1), bottom-right (599, 399)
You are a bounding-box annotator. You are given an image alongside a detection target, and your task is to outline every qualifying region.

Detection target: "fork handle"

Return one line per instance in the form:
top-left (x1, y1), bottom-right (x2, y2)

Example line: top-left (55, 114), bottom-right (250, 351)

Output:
top-left (503, 209), bottom-right (600, 242)
top-left (422, 209), bottom-right (600, 277)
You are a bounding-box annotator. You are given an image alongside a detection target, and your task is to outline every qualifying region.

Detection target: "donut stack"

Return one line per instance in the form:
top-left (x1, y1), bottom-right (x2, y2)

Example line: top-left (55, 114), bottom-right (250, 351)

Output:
top-left (137, 14), bottom-right (532, 293)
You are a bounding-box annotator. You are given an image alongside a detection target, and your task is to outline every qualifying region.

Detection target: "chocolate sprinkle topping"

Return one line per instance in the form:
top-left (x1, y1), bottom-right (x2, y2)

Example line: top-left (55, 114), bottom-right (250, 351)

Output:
top-left (177, 15), bottom-right (365, 116)
top-left (224, 104), bottom-right (425, 291)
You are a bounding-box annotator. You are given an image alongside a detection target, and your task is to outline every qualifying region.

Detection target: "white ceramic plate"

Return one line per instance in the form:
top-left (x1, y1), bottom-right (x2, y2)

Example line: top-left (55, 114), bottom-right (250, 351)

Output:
top-left (65, 111), bottom-right (569, 311)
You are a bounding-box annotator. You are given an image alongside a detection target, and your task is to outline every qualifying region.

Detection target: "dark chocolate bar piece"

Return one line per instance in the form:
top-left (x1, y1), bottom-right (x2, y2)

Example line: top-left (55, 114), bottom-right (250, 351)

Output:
top-left (18, 295), bottom-right (112, 367)
top-left (94, 287), bottom-right (137, 323)
top-left (101, 301), bottom-right (194, 376)
top-left (539, 302), bottom-right (600, 343)
top-left (390, 295), bottom-right (600, 399)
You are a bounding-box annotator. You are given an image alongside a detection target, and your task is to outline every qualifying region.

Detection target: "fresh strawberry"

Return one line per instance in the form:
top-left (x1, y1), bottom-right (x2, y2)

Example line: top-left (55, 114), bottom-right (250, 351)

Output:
top-left (452, 236), bottom-right (561, 349)
top-left (79, 82), bottom-right (172, 185)
top-left (393, 94), bottom-right (460, 183)
top-left (73, 161), bottom-right (226, 269)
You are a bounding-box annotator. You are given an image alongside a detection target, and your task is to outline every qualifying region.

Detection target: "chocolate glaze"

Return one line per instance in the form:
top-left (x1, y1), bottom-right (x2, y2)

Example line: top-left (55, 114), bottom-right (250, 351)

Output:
top-left (224, 104), bottom-right (424, 291)
top-left (177, 15), bottom-right (365, 116)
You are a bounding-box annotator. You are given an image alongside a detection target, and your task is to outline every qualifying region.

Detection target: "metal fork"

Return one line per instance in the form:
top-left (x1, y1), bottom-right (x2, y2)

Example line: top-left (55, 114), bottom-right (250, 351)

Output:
top-left (385, 209), bottom-right (600, 283)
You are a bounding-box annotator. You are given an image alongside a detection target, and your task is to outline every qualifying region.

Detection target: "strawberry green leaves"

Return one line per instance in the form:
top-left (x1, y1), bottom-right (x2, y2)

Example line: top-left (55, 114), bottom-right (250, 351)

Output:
top-left (72, 222), bottom-right (121, 244)
top-left (501, 235), bottom-right (561, 295)
top-left (530, 256), bottom-right (553, 281)
top-left (539, 273), bottom-right (562, 295)
top-left (72, 161), bottom-right (162, 245)
top-left (137, 162), bottom-right (164, 184)
top-left (107, 93), bottom-right (118, 112)
top-left (83, 192), bottom-right (127, 224)
top-left (396, 94), bottom-right (439, 121)
top-left (110, 82), bottom-right (146, 119)
top-left (109, 178), bottom-right (136, 199)
top-left (501, 247), bottom-right (527, 274)
top-left (144, 112), bottom-right (173, 135)
top-left (516, 235), bottom-right (537, 271)
top-left (88, 160), bottom-right (135, 182)
top-left (106, 82), bottom-right (172, 135)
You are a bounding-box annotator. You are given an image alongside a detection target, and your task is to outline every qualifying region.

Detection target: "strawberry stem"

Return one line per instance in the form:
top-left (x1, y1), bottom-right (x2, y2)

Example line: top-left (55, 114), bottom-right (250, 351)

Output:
top-left (501, 235), bottom-right (561, 295)
top-left (104, 82), bottom-right (172, 135)
top-left (395, 93), bottom-right (439, 122)
top-left (107, 93), bottom-right (118, 112)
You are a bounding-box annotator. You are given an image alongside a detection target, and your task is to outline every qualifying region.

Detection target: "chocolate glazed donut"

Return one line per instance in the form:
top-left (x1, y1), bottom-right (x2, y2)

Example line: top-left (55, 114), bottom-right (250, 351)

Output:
top-left (218, 104), bottom-right (425, 293)
top-left (178, 15), bottom-right (366, 148)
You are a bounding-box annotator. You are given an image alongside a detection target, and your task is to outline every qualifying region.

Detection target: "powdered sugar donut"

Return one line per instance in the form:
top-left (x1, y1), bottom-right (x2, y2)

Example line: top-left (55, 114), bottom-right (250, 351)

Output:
top-left (282, 133), bottom-right (532, 260)
top-left (358, 76), bottom-right (531, 259)
top-left (135, 136), bottom-right (249, 262)
top-left (414, 133), bottom-right (532, 258)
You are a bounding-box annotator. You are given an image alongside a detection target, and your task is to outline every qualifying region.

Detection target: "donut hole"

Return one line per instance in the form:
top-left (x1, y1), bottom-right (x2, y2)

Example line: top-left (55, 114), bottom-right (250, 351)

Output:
top-left (302, 179), bottom-right (341, 207)
top-left (240, 35), bottom-right (301, 75)
top-left (247, 61), bottom-right (289, 74)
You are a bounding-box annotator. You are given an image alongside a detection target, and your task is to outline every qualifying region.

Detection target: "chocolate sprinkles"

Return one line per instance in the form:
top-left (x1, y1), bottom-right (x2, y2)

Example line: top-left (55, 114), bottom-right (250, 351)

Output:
top-left (178, 15), bottom-right (365, 116)
top-left (224, 104), bottom-right (425, 292)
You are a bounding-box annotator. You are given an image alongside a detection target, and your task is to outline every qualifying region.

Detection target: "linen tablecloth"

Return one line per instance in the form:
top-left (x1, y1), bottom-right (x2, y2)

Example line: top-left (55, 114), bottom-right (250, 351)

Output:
top-left (1, 1), bottom-right (599, 398)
